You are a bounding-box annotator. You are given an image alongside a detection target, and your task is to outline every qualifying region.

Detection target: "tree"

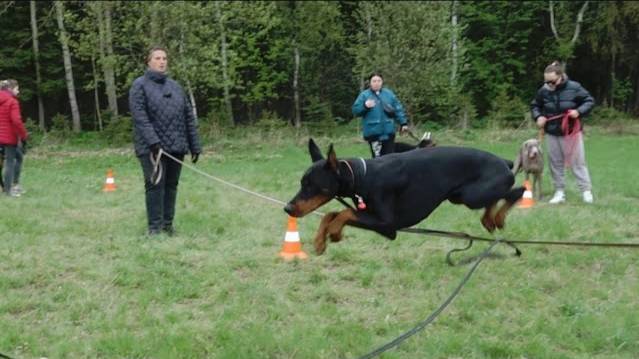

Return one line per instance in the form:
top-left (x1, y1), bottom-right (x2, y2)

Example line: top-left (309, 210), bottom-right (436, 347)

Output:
top-left (460, 1), bottom-right (547, 117)
top-left (351, 2), bottom-right (457, 123)
top-left (101, 1), bottom-right (118, 119)
top-left (54, 0), bottom-right (81, 132)
top-left (215, 1), bottom-right (234, 125)
top-left (548, 1), bottom-right (589, 69)
top-left (30, 0), bottom-right (45, 130)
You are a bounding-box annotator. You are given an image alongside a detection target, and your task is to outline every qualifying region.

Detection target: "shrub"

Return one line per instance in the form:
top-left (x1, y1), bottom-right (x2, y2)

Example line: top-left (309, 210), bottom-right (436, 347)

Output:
top-left (102, 115), bottom-right (133, 146)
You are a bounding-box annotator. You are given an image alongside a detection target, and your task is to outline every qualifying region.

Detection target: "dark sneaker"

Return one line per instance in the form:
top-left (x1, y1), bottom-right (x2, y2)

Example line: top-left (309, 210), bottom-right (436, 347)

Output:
top-left (162, 225), bottom-right (175, 236)
top-left (148, 228), bottom-right (162, 236)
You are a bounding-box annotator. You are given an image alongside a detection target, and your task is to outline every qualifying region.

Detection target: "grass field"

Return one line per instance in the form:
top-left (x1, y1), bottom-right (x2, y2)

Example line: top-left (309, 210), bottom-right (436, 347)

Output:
top-left (1, 125), bottom-right (638, 358)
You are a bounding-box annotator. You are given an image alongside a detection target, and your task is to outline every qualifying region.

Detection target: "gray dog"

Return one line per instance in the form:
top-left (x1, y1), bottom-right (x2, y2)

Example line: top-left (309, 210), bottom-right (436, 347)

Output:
top-left (512, 139), bottom-right (544, 199)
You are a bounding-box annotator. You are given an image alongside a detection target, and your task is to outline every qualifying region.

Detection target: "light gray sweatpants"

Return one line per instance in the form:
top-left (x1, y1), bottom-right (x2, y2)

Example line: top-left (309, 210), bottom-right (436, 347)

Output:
top-left (546, 132), bottom-right (592, 192)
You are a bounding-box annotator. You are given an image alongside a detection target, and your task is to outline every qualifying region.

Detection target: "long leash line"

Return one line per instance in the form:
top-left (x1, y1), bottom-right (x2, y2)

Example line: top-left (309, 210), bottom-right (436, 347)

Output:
top-left (357, 238), bottom-right (503, 359)
top-left (157, 149), bottom-right (290, 208)
top-left (399, 227), bottom-right (639, 249)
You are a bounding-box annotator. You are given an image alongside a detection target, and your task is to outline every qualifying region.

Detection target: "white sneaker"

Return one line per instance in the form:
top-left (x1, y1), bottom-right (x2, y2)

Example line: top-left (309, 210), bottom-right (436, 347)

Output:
top-left (582, 190), bottom-right (594, 204)
top-left (11, 184), bottom-right (25, 195)
top-left (549, 190), bottom-right (565, 204)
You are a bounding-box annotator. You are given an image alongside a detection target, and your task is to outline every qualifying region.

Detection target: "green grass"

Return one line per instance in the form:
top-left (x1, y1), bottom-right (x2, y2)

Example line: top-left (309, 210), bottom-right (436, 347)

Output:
top-left (1, 126), bottom-right (638, 358)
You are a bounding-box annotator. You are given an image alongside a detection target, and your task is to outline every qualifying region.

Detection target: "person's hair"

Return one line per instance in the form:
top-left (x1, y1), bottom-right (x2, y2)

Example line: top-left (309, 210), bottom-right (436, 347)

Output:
top-left (368, 72), bottom-right (384, 82)
top-left (0, 79), bottom-right (18, 90)
top-left (544, 60), bottom-right (564, 75)
top-left (145, 46), bottom-right (168, 64)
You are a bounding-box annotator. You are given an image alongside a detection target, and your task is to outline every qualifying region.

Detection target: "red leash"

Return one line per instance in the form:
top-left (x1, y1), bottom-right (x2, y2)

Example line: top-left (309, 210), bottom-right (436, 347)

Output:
top-left (545, 111), bottom-right (581, 167)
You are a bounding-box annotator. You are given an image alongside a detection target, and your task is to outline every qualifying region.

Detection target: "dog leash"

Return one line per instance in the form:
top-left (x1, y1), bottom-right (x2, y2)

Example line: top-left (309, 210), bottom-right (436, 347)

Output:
top-left (399, 227), bottom-right (639, 249)
top-left (540, 111), bottom-right (581, 166)
top-left (155, 149), bottom-right (291, 207)
top-left (357, 238), bottom-right (503, 359)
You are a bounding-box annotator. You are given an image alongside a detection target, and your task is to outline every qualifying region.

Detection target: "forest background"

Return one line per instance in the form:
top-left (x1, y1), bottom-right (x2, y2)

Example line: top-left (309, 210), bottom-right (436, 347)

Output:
top-left (1, 1), bottom-right (638, 141)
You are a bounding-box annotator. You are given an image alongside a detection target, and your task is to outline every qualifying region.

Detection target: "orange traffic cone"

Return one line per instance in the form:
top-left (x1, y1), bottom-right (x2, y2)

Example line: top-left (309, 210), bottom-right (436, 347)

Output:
top-left (517, 180), bottom-right (535, 208)
top-left (103, 168), bottom-right (117, 192)
top-left (279, 216), bottom-right (308, 261)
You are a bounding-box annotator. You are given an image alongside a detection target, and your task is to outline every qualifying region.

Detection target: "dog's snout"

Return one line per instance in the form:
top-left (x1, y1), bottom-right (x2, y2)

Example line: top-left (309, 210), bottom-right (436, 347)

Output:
top-left (284, 203), bottom-right (295, 216)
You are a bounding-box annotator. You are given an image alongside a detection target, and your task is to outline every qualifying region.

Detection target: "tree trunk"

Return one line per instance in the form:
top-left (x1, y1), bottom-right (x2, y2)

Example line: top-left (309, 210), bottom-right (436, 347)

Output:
top-left (548, 1), bottom-right (589, 66)
top-left (30, 1), bottom-right (46, 131)
top-left (634, 72), bottom-right (639, 115)
top-left (55, 1), bottom-right (81, 132)
top-left (91, 53), bottom-right (103, 131)
top-left (150, 1), bottom-right (161, 44)
top-left (179, 24), bottom-right (198, 123)
top-left (293, 45), bottom-right (301, 128)
top-left (610, 52), bottom-right (615, 108)
top-left (360, 5), bottom-right (373, 91)
top-left (103, 1), bottom-right (118, 119)
top-left (451, 0), bottom-right (458, 87)
top-left (215, 1), bottom-right (234, 125)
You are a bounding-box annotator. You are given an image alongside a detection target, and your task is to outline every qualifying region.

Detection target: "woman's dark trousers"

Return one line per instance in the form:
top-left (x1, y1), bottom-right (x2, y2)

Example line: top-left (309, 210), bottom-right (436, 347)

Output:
top-left (366, 134), bottom-right (396, 158)
top-left (139, 153), bottom-right (184, 234)
top-left (2, 145), bottom-right (17, 194)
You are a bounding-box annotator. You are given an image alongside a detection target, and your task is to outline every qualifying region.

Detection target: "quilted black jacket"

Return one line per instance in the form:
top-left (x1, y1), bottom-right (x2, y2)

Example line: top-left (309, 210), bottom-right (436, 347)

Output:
top-left (530, 75), bottom-right (595, 136)
top-left (129, 70), bottom-right (201, 156)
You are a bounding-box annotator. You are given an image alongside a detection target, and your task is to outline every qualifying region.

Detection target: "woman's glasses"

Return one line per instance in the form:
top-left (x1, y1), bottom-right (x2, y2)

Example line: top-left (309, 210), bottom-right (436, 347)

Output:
top-left (545, 78), bottom-right (560, 86)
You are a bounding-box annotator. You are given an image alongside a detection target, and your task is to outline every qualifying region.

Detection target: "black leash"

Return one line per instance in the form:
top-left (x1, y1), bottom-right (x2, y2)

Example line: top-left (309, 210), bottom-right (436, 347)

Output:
top-left (0, 352), bottom-right (15, 359)
top-left (399, 227), bottom-right (639, 249)
top-left (357, 238), bottom-right (503, 359)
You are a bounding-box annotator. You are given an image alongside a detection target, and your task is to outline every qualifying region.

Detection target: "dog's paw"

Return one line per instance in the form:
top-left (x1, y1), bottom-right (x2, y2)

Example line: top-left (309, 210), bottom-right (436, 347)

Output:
top-left (328, 230), bottom-right (343, 243)
top-left (314, 235), bottom-right (327, 255)
top-left (494, 211), bottom-right (507, 230)
top-left (481, 215), bottom-right (496, 233)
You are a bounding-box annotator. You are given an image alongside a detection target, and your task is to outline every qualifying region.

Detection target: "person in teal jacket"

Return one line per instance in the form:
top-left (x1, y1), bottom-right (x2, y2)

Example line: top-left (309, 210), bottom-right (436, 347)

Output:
top-left (352, 72), bottom-right (409, 157)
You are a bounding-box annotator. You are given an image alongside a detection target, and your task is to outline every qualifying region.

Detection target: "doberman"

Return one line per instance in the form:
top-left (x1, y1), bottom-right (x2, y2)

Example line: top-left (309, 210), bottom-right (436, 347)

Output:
top-left (284, 139), bottom-right (525, 255)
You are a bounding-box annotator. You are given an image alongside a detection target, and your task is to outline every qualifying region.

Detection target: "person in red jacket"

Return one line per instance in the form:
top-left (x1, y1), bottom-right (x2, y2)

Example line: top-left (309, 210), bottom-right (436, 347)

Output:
top-left (0, 79), bottom-right (29, 197)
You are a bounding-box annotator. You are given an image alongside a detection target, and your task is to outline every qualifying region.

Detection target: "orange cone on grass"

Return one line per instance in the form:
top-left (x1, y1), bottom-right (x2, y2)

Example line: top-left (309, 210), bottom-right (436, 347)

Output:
top-left (279, 216), bottom-right (308, 261)
top-left (517, 180), bottom-right (535, 208)
top-left (103, 168), bottom-right (117, 192)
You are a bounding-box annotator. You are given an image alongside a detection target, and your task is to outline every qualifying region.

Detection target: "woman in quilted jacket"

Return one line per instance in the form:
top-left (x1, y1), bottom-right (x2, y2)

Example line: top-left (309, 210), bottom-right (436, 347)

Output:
top-left (0, 79), bottom-right (28, 197)
top-left (129, 47), bottom-right (202, 236)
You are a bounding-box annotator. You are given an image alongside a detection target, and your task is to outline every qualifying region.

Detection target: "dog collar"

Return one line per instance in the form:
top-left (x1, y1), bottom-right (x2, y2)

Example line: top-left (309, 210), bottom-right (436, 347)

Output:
top-left (339, 159), bottom-right (368, 210)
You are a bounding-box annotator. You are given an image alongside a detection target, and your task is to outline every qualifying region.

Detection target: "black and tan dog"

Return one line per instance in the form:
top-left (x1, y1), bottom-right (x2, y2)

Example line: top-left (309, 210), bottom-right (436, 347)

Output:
top-left (284, 139), bottom-right (524, 254)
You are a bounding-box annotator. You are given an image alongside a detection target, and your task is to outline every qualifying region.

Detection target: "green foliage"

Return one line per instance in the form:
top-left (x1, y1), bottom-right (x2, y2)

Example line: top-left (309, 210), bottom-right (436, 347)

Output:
top-left (351, 2), bottom-right (457, 123)
top-left (460, 1), bottom-right (548, 117)
top-left (487, 86), bottom-right (528, 128)
top-left (0, 0), bottom-right (638, 135)
top-left (102, 115), bottom-right (133, 146)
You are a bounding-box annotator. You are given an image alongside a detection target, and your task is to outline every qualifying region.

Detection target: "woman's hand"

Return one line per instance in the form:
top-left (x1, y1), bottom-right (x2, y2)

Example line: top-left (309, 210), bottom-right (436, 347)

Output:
top-left (536, 116), bottom-right (547, 128)
top-left (568, 109), bottom-right (580, 119)
top-left (365, 99), bottom-right (376, 108)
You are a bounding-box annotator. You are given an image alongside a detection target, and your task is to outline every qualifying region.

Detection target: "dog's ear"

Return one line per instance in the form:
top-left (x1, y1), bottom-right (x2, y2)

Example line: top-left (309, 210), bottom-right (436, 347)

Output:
top-left (309, 138), bottom-right (324, 163)
top-left (325, 144), bottom-right (339, 173)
